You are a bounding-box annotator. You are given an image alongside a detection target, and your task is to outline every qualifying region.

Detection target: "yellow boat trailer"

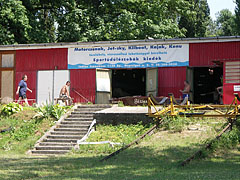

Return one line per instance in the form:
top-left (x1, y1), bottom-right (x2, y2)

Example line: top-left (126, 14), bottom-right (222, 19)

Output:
top-left (147, 93), bottom-right (240, 166)
top-left (148, 93), bottom-right (240, 119)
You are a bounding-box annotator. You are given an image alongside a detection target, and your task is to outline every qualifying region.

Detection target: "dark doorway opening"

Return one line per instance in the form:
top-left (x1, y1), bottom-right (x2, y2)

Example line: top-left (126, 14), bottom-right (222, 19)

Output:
top-left (112, 69), bottom-right (146, 98)
top-left (193, 67), bottom-right (223, 104)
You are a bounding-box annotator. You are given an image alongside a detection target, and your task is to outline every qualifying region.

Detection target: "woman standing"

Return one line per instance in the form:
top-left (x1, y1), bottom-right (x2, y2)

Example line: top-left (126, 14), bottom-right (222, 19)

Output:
top-left (16, 75), bottom-right (32, 106)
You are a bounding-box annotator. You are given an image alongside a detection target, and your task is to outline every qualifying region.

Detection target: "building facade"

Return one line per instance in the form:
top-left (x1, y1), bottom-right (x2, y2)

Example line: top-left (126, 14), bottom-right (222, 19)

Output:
top-left (0, 37), bottom-right (240, 105)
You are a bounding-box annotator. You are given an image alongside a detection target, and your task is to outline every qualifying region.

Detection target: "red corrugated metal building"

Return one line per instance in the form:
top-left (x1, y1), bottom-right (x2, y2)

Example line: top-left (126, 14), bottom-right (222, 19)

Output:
top-left (0, 37), bottom-right (239, 105)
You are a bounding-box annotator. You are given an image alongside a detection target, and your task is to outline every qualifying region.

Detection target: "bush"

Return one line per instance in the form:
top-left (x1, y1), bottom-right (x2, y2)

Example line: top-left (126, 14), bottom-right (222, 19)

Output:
top-left (34, 103), bottom-right (71, 120)
top-left (161, 115), bottom-right (189, 132)
top-left (1, 102), bottom-right (23, 116)
top-left (209, 126), bottom-right (240, 153)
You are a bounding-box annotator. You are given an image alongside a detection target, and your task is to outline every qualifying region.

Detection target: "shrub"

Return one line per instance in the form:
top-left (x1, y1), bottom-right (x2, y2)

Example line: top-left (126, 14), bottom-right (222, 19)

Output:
top-left (161, 115), bottom-right (189, 132)
top-left (34, 103), bottom-right (71, 120)
top-left (1, 102), bottom-right (23, 116)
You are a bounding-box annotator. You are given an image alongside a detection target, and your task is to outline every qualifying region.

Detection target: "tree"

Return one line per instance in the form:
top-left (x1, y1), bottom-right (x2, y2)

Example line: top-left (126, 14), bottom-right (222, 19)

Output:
top-left (178, 0), bottom-right (210, 38)
top-left (206, 18), bottom-right (218, 37)
top-left (21, 0), bottom-right (66, 43)
top-left (56, 0), bottom-right (193, 42)
top-left (235, 0), bottom-right (240, 34)
top-left (0, 0), bottom-right (215, 45)
top-left (215, 9), bottom-right (236, 36)
top-left (0, 0), bottom-right (30, 45)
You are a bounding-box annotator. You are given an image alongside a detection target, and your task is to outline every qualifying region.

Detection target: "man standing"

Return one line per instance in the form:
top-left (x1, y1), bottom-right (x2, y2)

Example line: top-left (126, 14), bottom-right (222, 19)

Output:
top-left (16, 75), bottom-right (32, 106)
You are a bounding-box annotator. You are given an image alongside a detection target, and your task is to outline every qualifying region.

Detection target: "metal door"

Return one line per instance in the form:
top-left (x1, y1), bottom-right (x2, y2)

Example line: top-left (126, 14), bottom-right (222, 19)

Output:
top-left (146, 68), bottom-right (158, 96)
top-left (0, 52), bottom-right (15, 100)
top-left (186, 67), bottom-right (194, 102)
top-left (37, 70), bottom-right (69, 105)
top-left (1, 71), bottom-right (14, 99)
top-left (96, 69), bottom-right (111, 104)
top-left (37, 71), bottom-right (54, 105)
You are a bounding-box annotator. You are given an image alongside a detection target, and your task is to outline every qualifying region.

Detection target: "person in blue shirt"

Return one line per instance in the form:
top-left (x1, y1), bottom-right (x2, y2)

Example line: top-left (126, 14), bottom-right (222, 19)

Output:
top-left (16, 75), bottom-right (32, 106)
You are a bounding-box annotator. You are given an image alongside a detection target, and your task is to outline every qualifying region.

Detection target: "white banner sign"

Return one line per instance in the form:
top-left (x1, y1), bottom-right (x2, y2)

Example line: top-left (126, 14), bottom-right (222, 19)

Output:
top-left (234, 85), bottom-right (240, 92)
top-left (68, 44), bottom-right (189, 69)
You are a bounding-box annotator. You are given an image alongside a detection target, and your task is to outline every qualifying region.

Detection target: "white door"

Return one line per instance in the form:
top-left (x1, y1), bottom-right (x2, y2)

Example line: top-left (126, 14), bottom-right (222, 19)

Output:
top-left (37, 71), bottom-right (53, 105)
top-left (37, 70), bottom-right (69, 105)
top-left (54, 70), bottom-right (70, 99)
top-left (96, 69), bottom-right (111, 104)
top-left (146, 68), bottom-right (158, 96)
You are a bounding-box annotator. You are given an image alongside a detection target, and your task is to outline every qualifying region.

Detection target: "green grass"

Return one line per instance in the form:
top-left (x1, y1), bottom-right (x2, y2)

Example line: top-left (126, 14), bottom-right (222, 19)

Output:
top-left (0, 107), bottom-right (56, 155)
top-left (0, 110), bottom-right (240, 180)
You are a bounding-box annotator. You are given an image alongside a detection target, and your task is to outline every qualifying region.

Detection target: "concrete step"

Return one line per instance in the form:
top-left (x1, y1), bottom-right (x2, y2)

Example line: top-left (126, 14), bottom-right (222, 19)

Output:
top-left (60, 120), bottom-right (92, 125)
top-left (51, 131), bottom-right (86, 135)
top-left (74, 108), bottom-right (106, 112)
top-left (64, 117), bottom-right (93, 121)
top-left (70, 112), bottom-right (93, 115)
top-left (54, 128), bottom-right (88, 132)
top-left (43, 139), bottom-right (78, 143)
top-left (39, 142), bottom-right (76, 146)
top-left (35, 146), bottom-right (73, 150)
top-left (59, 124), bottom-right (89, 128)
top-left (31, 150), bottom-right (69, 155)
top-left (77, 105), bottom-right (111, 108)
top-left (72, 110), bottom-right (95, 114)
top-left (47, 135), bottom-right (83, 139)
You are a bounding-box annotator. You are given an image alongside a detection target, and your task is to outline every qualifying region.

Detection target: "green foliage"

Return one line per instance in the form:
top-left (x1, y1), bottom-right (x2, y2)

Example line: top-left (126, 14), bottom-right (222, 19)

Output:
top-left (161, 115), bottom-right (189, 132)
top-left (215, 9), bottom-right (237, 36)
top-left (212, 127), bottom-right (240, 150)
top-left (210, 118), bottom-right (240, 152)
top-left (179, 0), bottom-right (210, 37)
top-left (52, 104), bottom-right (69, 119)
top-left (235, 0), bottom-right (240, 34)
top-left (9, 120), bottom-right (37, 141)
top-left (0, 0), bottom-right (30, 44)
top-left (34, 103), bottom-right (70, 120)
top-left (0, 0), bottom-right (214, 44)
top-left (200, 118), bottom-right (240, 158)
top-left (117, 101), bottom-right (124, 107)
top-left (0, 115), bottom-right (55, 152)
top-left (1, 102), bottom-right (23, 116)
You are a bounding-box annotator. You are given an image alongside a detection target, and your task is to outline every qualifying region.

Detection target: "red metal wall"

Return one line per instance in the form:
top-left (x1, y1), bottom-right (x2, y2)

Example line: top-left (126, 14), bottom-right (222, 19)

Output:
top-left (70, 69), bottom-right (96, 103)
top-left (15, 48), bottom-right (68, 101)
top-left (190, 42), bottom-right (240, 104)
top-left (15, 71), bottom-right (37, 104)
top-left (223, 83), bottom-right (240, 104)
top-left (189, 41), bottom-right (240, 67)
top-left (16, 48), bottom-right (68, 71)
top-left (158, 67), bottom-right (186, 98)
top-left (222, 62), bottom-right (240, 104)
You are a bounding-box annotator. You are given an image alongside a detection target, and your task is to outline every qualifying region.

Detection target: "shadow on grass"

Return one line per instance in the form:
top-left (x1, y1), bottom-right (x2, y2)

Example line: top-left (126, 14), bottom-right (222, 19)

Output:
top-left (0, 145), bottom-right (240, 180)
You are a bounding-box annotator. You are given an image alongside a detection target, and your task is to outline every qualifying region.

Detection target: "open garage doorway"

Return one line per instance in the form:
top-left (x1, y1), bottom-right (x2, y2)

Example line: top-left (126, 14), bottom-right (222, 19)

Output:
top-left (187, 66), bottom-right (223, 104)
top-left (112, 69), bottom-right (146, 98)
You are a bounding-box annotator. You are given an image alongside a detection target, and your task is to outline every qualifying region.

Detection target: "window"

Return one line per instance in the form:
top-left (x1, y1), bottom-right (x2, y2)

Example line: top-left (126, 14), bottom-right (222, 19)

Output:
top-left (2, 54), bottom-right (14, 67)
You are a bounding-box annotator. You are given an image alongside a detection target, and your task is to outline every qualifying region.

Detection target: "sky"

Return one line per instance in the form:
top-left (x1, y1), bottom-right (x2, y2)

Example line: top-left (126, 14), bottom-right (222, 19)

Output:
top-left (207, 0), bottom-right (236, 20)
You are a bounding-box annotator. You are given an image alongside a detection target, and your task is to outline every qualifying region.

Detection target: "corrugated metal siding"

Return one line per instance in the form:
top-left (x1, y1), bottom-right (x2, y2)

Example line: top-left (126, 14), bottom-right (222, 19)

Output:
top-left (223, 83), bottom-right (240, 104)
top-left (16, 48), bottom-right (68, 71)
top-left (15, 71), bottom-right (37, 104)
top-left (158, 67), bottom-right (186, 98)
top-left (70, 69), bottom-right (96, 103)
top-left (190, 42), bottom-right (240, 67)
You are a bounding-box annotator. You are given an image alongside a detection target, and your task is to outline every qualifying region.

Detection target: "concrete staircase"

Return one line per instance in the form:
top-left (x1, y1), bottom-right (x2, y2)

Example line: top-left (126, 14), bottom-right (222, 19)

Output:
top-left (30, 104), bottom-right (111, 155)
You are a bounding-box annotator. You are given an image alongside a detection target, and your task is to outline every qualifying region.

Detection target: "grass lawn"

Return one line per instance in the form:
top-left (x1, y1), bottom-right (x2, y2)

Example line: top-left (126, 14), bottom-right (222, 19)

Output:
top-left (0, 109), bottom-right (240, 180)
